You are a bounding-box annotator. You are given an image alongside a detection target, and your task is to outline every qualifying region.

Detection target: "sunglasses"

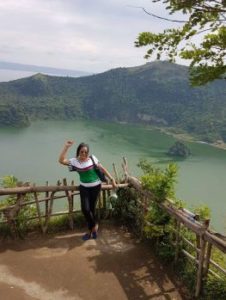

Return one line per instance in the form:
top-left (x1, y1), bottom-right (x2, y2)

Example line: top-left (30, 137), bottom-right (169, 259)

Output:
top-left (80, 150), bottom-right (88, 154)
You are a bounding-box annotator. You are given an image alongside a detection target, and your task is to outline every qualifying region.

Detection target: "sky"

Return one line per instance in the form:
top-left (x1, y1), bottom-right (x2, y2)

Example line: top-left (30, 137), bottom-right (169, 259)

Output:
top-left (0, 0), bottom-right (185, 75)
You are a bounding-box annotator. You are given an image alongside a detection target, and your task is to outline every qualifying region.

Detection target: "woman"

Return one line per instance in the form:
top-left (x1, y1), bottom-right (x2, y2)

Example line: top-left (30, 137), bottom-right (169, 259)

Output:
top-left (58, 140), bottom-right (117, 240)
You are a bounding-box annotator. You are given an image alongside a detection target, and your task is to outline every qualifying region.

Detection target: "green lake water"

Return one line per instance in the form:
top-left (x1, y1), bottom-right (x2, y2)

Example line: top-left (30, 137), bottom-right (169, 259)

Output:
top-left (0, 120), bottom-right (225, 234)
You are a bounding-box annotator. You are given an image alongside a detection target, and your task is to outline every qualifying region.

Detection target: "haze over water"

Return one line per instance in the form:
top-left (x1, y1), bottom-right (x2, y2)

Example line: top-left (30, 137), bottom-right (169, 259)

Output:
top-left (0, 120), bottom-right (225, 234)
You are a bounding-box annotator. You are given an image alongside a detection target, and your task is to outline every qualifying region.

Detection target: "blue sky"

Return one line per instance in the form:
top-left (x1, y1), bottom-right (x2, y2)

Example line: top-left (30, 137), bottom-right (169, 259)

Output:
top-left (0, 0), bottom-right (185, 74)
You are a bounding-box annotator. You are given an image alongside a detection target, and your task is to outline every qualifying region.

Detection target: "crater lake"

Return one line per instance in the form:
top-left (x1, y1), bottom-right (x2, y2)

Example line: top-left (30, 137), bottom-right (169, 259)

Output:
top-left (0, 120), bottom-right (225, 234)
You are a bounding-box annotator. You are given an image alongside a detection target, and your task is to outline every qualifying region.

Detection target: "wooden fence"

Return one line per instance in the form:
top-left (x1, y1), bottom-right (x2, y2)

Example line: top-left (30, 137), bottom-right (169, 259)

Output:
top-left (0, 158), bottom-right (225, 298)
top-left (121, 158), bottom-right (226, 298)
top-left (0, 179), bottom-right (128, 235)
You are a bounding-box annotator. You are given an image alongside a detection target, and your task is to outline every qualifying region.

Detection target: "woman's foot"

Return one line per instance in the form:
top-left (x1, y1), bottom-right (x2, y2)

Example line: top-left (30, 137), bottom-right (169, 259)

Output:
top-left (91, 231), bottom-right (97, 239)
top-left (91, 224), bottom-right (99, 239)
top-left (82, 232), bottom-right (91, 241)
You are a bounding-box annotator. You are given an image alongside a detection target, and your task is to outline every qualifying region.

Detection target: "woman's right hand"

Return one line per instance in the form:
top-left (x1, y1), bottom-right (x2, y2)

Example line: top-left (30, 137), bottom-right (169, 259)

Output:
top-left (59, 140), bottom-right (74, 165)
top-left (65, 140), bottom-right (74, 147)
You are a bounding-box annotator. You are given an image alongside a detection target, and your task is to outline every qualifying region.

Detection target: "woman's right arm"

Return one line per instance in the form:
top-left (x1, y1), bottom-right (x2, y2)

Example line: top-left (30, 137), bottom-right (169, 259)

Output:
top-left (58, 140), bottom-right (74, 165)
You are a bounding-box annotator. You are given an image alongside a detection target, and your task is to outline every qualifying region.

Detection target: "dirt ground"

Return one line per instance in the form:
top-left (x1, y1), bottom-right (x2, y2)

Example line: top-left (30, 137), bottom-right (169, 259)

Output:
top-left (0, 223), bottom-right (190, 300)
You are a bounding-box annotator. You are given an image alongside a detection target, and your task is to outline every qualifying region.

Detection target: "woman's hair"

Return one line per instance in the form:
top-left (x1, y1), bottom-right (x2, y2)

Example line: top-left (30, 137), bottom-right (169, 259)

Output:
top-left (76, 143), bottom-right (89, 157)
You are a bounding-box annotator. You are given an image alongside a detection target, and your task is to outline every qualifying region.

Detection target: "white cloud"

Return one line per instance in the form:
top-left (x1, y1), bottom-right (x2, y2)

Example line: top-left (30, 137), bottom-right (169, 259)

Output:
top-left (0, 0), bottom-right (186, 73)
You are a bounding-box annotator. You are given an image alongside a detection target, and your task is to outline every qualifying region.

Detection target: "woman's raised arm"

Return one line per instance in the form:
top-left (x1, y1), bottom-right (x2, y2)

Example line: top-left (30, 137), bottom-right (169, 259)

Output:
top-left (58, 140), bottom-right (74, 165)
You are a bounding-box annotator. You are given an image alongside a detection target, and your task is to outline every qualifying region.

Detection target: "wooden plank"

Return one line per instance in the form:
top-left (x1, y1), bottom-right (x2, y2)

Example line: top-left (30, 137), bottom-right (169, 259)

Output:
top-left (204, 231), bottom-right (226, 253)
top-left (209, 257), bottom-right (226, 275)
top-left (181, 249), bottom-right (198, 264)
top-left (0, 183), bottom-right (128, 196)
top-left (208, 268), bottom-right (222, 279)
top-left (181, 235), bottom-right (197, 250)
top-left (24, 209), bottom-right (81, 221)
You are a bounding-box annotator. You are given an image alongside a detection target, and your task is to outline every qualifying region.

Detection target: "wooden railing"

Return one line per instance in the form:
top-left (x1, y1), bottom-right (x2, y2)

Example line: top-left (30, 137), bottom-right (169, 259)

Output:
top-left (123, 171), bottom-right (226, 298)
top-left (0, 179), bottom-right (128, 235)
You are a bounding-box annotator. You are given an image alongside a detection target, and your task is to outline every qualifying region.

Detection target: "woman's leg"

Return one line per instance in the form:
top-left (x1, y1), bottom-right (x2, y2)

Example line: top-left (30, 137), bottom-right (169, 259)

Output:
top-left (89, 184), bottom-right (101, 231)
top-left (80, 185), bottom-right (93, 231)
top-left (80, 184), bottom-right (101, 232)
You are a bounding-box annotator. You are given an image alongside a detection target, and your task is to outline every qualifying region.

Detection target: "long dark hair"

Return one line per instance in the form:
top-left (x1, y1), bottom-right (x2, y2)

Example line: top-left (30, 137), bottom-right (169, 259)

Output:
top-left (76, 143), bottom-right (89, 157)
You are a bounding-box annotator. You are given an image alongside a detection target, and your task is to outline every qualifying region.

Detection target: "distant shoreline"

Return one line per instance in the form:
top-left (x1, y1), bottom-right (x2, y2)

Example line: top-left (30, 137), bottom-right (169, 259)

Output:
top-left (157, 127), bottom-right (226, 151)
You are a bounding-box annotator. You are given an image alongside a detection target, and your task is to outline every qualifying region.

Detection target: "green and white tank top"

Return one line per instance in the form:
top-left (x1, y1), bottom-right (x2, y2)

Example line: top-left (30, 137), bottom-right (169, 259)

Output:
top-left (69, 155), bottom-right (101, 187)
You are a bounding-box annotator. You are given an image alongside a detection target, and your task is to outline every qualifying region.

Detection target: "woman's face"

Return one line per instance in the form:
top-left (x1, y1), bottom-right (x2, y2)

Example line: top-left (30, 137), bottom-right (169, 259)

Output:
top-left (79, 146), bottom-right (89, 160)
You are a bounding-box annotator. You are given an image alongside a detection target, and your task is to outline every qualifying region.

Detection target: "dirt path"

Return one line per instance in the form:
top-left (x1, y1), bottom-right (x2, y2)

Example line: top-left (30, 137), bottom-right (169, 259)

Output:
top-left (0, 224), bottom-right (190, 300)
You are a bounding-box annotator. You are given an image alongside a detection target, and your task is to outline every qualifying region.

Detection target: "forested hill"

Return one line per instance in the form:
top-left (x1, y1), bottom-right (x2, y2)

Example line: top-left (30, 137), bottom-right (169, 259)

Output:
top-left (0, 61), bottom-right (226, 142)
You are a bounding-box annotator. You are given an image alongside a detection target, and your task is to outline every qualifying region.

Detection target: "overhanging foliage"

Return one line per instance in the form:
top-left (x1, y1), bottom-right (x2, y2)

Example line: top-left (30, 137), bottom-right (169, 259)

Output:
top-left (135, 0), bottom-right (226, 85)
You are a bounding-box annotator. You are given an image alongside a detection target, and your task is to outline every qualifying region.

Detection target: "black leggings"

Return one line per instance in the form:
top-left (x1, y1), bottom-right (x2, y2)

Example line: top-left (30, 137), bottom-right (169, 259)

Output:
top-left (80, 184), bottom-right (101, 230)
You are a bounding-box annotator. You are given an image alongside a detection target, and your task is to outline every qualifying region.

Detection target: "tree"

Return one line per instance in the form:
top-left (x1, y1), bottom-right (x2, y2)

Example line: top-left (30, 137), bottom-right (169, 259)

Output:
top-left (135, 0), bottom-right (226, 86)
top-left (167, 141), bottom-right (191, 158)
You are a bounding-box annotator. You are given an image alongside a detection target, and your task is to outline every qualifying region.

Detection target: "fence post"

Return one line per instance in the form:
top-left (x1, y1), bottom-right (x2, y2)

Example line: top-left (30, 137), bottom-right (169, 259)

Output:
top-left (63, 178), bottom-right (74, 230)
top-left (113, 163), bottom-right (119, 183)
top-left (195, 236), bottom-right (207, 298)
top-left (45, 181), bottom-right (49, 218)
top-left (34, 190), bottom-right (44, 234)
top-left (203, 242), bottom-right (212, 278)
top-left (174, 220), bottom-right (181, 263)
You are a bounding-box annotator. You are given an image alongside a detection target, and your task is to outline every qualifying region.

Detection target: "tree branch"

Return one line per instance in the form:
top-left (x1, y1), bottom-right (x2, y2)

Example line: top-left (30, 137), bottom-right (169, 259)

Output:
top-left (128, 6), bottom-right (187, 23)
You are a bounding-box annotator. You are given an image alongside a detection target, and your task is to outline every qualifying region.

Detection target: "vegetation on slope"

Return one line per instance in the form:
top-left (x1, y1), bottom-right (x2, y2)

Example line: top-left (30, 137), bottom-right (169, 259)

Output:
top-left (0, 61), bottom-right (226, 142)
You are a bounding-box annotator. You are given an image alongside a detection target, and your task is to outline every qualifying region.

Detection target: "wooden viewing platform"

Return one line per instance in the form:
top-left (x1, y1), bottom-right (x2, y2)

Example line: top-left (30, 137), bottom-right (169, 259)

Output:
top-left (0, 223), bottom-right (190, 300)
top-left (0, 158), bottom-right (225, 298)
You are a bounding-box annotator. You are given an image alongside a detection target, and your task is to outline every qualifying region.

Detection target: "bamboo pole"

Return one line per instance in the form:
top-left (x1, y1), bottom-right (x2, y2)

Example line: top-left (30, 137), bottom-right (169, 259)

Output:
top-left (196, 235), bottom-right (201, 260)
top-left (25, 209), bottom-right (82, 221)
top-left (203, 242), bottom-right (212, 278)
top-left (170, 226), bottom-right (197, 250)
top-left (167, 220), bottom-right (226, 255)
top-left (208, 268), bottom-right (222, 279)
top-left (102, 189), bottom-right (106, 210)
top-left (0, 183), bottom-right (128, 196)
top-left (0, 191), bottom-right (81, 210)
top-left (180, 249), bottom-right (221, 280)
top-left (42, 189), bottom-right (56, 234)
top-left (112, 163), bottom-right (120, 183)
top-left (45, 181), bottom-right (49, 219)
top-left (204, 231), bottom-right (226, 253)
top-left (63, 178), bottom-right (74, 230)
top-left (209, 256), bottom-right (226, 275)
top-left (196, 215), bottom-right (201, 260)
top-left (33, 191), bottom-right (44, 234)
top-left (170, 225), bottom-right (223, 283)
top-left (195, 237), bottom-right (207, 298)
top-left (181, 249), bottom-right (198, 264)
top-left (174, 220), bottom-right (181, 263)
top-left (122, 156), bottom-right (129, 181)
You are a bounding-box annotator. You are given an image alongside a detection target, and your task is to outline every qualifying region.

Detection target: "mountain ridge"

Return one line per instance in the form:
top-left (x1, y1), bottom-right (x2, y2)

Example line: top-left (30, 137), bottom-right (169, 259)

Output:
top-left (0, 61), bottom-right (225, 143)
top-left (0, 61), bottom-right (91, 79)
